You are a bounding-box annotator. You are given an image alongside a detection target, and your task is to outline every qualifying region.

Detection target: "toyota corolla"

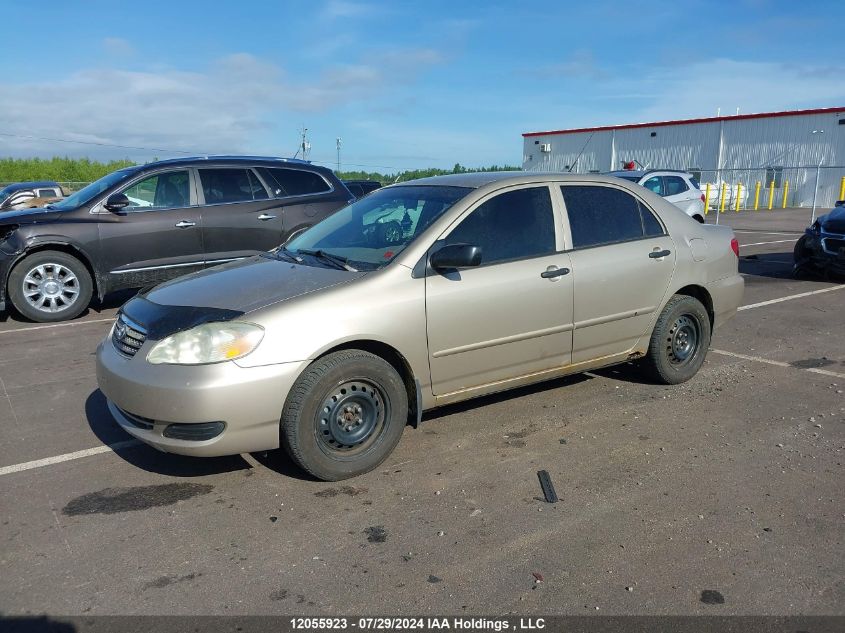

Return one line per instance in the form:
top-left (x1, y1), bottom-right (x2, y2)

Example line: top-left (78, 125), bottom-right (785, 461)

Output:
top-left (96, 172), bottom-right (744, 481)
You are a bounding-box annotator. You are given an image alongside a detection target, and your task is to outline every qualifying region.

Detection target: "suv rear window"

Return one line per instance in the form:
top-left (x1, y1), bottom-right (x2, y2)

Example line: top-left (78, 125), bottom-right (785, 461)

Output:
top-left (199, 168), bottom-right (267, 204)
top-left (260, 168), bottom-right (332, 197)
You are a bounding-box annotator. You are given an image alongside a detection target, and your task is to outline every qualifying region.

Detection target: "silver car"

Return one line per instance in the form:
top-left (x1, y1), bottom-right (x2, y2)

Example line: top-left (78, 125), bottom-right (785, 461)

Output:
top-left (96, 172), bottom-right (744, 480)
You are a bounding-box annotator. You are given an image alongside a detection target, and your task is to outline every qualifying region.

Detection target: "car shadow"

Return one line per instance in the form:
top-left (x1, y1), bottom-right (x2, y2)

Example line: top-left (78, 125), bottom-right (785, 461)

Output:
top-left (0, 288), bottom-right (139, 324)
top-left (85, 389), bottom-right (252, 477)
top-left (420, 372), bottom-right (593, 422)
top-left (738, 249), bottom-right (796, 281)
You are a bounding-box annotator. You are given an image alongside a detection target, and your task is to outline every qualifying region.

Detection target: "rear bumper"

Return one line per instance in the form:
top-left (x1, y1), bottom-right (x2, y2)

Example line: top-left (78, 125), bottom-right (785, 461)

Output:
top-left (707, 274), bottom-right (744, 329)
top-left (96, 336), bottom-right (309, 457)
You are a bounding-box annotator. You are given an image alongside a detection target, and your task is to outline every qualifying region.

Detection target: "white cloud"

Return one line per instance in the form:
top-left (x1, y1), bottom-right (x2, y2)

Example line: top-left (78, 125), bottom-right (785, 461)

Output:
top-left (102, 37), bottom-right (134, 56)
top-left (0, 50), bottom-right (445, 159)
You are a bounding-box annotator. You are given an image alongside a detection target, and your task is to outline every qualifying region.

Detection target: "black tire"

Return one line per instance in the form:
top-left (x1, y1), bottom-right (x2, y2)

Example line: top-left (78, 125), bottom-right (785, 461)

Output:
top-left (792, 235), bottom-right (816, 279)
top-left (281, 350), bottom-right (409, 481)
top-left (640, 294), bottom-right (711, 385)
top-left (8, 250), bottom-right (93, 322)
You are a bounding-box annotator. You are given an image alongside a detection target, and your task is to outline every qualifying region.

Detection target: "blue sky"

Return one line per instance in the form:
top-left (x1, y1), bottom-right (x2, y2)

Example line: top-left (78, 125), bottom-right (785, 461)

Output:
top-left (0, 0), bottom-right (840, 172)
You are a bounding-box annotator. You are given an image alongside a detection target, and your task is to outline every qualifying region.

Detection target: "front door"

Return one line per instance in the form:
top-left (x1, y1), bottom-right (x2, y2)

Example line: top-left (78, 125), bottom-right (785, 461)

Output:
top-left (97, 168), bottom-right (205, 290)
top-left (560, 184), bottom-right (676, 363)
top-left (425, 185), bottom-right (574, 397)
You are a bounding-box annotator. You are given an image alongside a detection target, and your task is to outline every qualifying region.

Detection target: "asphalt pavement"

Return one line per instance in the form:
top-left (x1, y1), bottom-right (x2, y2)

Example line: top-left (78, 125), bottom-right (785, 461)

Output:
top-left (0, 207), bottom-right (842, 617)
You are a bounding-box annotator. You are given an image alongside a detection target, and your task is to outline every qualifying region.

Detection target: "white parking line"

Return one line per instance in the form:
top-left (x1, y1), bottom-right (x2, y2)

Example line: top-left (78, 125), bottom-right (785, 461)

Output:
top-left (0, 317), bottom-right (114, 335)
top-left (0, 440), bottom-right (140, 477)
top-left (740, 238), bottom-right (798, 247)
top-left (733, 230), bottom-right (804, 236)
top-left (711, 349), bottom-right (845, 379)
top-left (738, 285), bottom-right (845, 311)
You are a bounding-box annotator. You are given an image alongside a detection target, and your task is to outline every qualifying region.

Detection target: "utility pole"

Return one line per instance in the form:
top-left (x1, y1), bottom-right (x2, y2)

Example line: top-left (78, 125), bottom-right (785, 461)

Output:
top-left (298, 125), bottom-right (310, 161)
top-left (336, 137), bottom-right (342, 173)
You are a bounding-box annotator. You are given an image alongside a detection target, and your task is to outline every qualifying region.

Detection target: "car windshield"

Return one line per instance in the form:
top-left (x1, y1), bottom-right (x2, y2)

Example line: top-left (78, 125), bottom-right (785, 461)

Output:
top-left (49, 168), bottom-right (137, 210)
top-left (285, 185), bottom-right (472, 270)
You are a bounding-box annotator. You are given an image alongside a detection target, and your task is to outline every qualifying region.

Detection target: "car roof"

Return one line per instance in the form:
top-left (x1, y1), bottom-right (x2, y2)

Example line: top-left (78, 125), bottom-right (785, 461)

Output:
top-left (388, 171), bottom-right (651, 190)
top-left (607, 169), bottom-right (692, 178)
top-left (1, 181), bottom-right (61, 192)
top-left (137, 155), bottom-right (327, 172)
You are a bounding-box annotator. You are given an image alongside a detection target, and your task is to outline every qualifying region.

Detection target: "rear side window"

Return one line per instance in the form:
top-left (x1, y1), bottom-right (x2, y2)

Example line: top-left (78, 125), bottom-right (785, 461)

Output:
top-left (561, 185), bottom-right (664, 248)
top-left (199, 168), bottom-right (266, 204)
top-left (444, 187), bottom-right (555, 266)
top-left (641, 176), bottom-right (664, 196)
top-left (664, 176), bottom-right (689, 196)
top-left (36, 188), bottom-right (58, 197)
top-left (261, 168), bottom-right (332, 197)
top-left (688, 177), bottom-right (701, 190)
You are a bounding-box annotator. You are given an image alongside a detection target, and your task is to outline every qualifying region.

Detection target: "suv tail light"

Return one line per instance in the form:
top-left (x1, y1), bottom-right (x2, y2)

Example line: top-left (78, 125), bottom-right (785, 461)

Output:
top-left (730, 237), bottom-right (739, 257)
top-left (700, 194), bottom-right (706, 202)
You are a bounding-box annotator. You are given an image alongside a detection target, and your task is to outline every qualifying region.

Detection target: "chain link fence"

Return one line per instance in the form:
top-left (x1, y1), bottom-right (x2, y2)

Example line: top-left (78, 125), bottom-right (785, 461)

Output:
top-left (693, 166), bottom-right (845, 220)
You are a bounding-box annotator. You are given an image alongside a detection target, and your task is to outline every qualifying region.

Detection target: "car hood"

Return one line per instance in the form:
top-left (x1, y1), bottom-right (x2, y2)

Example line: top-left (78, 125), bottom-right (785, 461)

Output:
top-left (0, 206), bottom-right (64, 224)
top-left (820, 207), bottom-right (845, 234)
top-left (143, 255), bottom-right (368, 314)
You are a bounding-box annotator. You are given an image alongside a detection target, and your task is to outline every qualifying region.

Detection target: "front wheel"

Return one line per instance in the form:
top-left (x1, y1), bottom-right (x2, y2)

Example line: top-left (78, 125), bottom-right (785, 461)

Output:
top-left (281, 350), bottom-right (409, 481)
top-left (7, 250), bottom-right (93, 322)
top-left (640, 295), bottom-right (711, 384)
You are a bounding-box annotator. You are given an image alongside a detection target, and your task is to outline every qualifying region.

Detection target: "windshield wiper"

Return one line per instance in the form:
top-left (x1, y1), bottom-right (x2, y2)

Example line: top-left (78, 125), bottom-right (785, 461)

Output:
top-left (296, 248), bottom-right (358, 272)
top-left (263, 246), bottom-right (301, 263)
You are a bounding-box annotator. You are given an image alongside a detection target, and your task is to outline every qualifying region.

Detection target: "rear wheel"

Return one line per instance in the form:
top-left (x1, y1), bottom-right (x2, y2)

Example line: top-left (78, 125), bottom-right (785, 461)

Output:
top-left (8, 250), bottom-right (93, 322)
top-left (281, 350), bottom-right (408, 481)
top-left (640, 295), bottom-right (711, 384)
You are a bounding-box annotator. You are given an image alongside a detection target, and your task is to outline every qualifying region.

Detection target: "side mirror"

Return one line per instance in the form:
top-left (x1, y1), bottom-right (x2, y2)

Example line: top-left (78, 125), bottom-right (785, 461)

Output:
top-left (105, 193), bottom-right (130, 211)
top-left (430, 243), bottom-right (482, 270)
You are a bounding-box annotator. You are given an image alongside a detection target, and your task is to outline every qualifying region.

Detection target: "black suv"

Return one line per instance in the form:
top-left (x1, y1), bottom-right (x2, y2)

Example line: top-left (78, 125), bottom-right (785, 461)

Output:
top-left (0, 156), bottom-right (353, 322)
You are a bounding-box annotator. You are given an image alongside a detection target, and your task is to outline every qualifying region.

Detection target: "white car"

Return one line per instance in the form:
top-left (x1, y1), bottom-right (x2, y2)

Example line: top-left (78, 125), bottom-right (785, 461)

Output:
top-left (608, 170), bottom-right (705, 223)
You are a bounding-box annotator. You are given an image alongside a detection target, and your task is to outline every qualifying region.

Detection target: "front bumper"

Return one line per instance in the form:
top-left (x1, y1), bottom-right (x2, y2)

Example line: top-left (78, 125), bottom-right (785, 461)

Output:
top-left (797, 231), bottom-right (845, 274)
top-left (96, 337), bottom-right (309, 457)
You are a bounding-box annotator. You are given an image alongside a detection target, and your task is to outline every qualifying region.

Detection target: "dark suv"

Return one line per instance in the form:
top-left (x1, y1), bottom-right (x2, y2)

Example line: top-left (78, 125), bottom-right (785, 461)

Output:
top-left (0, 156), bottom-right (353, 322)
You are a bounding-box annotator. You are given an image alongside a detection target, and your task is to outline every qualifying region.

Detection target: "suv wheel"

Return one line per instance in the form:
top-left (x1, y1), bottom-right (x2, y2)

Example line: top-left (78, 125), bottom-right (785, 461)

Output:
top-left (640, 294), bottom-right (711, 384)
top-left (281, 350), bottom-right (408, 481)
top-left (8, 250), bottom-right (93, 322)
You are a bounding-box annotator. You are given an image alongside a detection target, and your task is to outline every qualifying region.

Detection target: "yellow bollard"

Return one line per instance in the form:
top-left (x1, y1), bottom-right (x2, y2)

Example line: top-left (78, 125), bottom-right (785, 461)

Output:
top-left (704, 183), bottom-right (711, 215)
top-left (840, 176), bottom-right (845, 201)
top-left (782, 180), bottom-right (789, 209)
top-left (754, 181), bottom-right (761, 210)
top-left (719, 182), bottom-right (727, 213)
top-left (767, 181), bottom-right (774, 210)
top-left (735, 183), bottom-right (742, 212)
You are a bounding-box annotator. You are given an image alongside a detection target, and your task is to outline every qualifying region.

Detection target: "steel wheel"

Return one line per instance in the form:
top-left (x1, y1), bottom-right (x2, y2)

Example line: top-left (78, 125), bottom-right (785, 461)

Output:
top-left (666, 314), bottom-right (700, 366)
top-left (22, 262), bottom-right (81, 314)
top-left (316, 380), bottom-right (389, 456)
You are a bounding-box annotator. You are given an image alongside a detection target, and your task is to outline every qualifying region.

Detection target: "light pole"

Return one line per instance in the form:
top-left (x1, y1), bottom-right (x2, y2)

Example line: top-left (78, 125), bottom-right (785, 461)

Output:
top-left (336, 137), bottom-right (342, 173)
top-left (811, 130), bottom-right (824, 222)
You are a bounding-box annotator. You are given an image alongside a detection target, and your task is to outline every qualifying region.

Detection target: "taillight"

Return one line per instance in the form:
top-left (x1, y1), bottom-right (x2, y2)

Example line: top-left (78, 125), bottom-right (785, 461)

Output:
top-left (700, 194), bottom-right (706, 202)
top-left (730, 237), bottom-right (739, 257)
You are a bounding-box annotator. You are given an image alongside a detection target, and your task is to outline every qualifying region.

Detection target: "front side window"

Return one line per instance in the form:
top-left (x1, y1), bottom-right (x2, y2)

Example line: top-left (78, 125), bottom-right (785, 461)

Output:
top-left (122, 170), bottom-right (190, 210)
top-left (561, 185), bottom-right (663, 249)
top-left (37, 188), bottom-right (58, 197)
top-left (286, 185), bottom-right (470, 270)
top-left (260, 167), bottom-right (331, 197)
top-left (664, 176), bottom-right (689, 196)
top-left (198, 168), bottom-right (266, 204)
top-left (641, 176), bottom-right (664, 196)
top-left (443, 187), bottom-right (555, 266)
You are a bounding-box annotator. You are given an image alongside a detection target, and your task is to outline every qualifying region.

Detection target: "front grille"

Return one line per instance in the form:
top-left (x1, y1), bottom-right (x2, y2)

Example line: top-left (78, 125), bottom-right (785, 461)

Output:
top-left (112, 313), bottom-right (148, 357)
top-left (823, 237), bottom-right (845, 255)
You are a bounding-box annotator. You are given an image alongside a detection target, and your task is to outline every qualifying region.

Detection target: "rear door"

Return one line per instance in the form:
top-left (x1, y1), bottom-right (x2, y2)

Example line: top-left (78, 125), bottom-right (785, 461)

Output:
top-left (663, 174), bottom-right (696, 214)
top-left (97, 169), bottom-right (205, 289)
top-left (561, 184), bottom-right (676, 363)
top-left (425, 185), bottom-right (574, 397)
top-left (197, 167), bottom-right (286, 263)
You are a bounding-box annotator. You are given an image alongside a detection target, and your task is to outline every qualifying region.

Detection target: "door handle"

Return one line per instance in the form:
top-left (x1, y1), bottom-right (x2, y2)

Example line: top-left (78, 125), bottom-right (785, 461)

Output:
top-left (257, 214), bottom-right (277, 221)
top-left (540, 266), bottom-right (570, 279)
top-left (175, 220), bottom-right (196, 228)
top-left (649, 249), bottom-right (671, 258)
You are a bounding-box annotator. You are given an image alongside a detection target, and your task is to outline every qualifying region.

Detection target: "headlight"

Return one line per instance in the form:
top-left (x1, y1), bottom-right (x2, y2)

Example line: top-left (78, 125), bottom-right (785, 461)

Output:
top-left (147, 322), bottom-right (264, 365)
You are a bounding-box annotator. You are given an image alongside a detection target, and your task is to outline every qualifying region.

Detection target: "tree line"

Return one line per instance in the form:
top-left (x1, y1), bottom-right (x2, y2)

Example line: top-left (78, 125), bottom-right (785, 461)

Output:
top-left (1, 157), bottom-right (521, 188)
